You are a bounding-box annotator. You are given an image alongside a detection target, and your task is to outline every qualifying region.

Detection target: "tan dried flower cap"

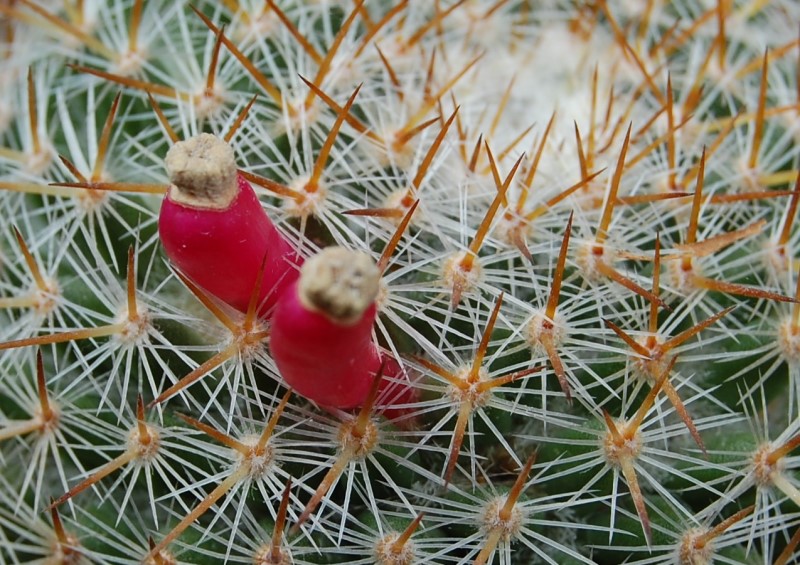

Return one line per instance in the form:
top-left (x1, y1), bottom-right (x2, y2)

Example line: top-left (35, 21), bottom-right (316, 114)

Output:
top-left (298, 247), bottom-right (380, 325)
top-left (165, 133), bottom-right (238, 208)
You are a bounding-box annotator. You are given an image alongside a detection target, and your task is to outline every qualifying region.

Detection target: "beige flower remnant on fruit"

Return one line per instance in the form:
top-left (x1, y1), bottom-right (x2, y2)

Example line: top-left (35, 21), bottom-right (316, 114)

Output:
top-left (165, 133), bottom-right (238, 209)
top-left (298, 247), bottom-right (380, 325)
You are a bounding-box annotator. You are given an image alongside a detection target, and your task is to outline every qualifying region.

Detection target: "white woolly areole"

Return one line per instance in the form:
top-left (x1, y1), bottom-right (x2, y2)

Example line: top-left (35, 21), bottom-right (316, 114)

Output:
top-left (298, 247), bottom-right (380, 325)
top-left (165, 133), bottom-right (238, 208)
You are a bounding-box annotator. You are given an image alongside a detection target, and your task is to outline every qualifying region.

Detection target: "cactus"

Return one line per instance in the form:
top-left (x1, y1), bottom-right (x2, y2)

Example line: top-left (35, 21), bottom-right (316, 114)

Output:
top-left (1, 1), bottom-right (800, 563)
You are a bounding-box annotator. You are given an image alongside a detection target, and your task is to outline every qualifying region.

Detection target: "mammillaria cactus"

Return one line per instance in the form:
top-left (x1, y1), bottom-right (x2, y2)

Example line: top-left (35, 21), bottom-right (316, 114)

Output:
top-left (1, 1), bottom-right (800, 563)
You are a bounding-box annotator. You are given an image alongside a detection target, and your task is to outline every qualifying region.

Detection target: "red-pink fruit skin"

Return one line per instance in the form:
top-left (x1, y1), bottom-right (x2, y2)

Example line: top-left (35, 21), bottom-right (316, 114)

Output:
top-left (159, 175), bottom-right (301, 316)
top-left (269, 283), bottom-right (381, 408)
top-left (270, 282), bottom-right (418, 413)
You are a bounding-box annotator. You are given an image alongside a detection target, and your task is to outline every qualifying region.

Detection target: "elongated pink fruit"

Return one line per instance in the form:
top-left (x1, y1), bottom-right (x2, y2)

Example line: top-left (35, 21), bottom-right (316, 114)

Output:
top-left (159, 133), bottom-right (301, 316)
top-left (270, 247), bottom-right (415, 412)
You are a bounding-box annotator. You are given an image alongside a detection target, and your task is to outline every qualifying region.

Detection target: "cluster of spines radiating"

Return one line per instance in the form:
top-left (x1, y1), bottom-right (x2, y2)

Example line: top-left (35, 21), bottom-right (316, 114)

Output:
top-left (1, 0), bottom-right (800, 563)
